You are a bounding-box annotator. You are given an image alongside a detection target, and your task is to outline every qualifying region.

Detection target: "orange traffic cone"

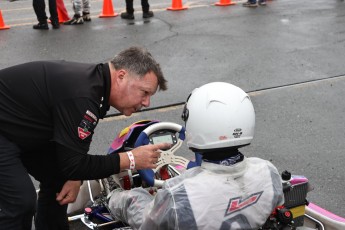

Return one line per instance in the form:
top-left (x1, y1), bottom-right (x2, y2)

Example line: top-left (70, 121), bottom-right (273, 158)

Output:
top-left (167, 0), bottom-right (188, 11)
top-left (99, 0), bottom-right (118, 17)
top-left (56, 0), bottom-right (70, 23)
top-left (215, 0), bottom-right (235, 6)
top-left (0, 10), bottom-right (10, 30)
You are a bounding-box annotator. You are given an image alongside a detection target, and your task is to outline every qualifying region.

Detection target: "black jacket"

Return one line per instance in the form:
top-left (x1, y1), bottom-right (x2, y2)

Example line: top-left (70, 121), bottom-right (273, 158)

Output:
top-left (0, 61), bottom-right (120, 180)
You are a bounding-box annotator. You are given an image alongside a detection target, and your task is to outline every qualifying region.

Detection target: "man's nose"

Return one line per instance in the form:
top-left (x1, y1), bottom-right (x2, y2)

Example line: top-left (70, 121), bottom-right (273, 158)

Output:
top-left (142, 96), bottom-right (150, 107)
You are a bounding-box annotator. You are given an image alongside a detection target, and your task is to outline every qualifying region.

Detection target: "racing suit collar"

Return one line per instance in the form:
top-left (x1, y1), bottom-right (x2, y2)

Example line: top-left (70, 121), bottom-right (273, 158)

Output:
top-left (201, 157), bottom-right (247, 178)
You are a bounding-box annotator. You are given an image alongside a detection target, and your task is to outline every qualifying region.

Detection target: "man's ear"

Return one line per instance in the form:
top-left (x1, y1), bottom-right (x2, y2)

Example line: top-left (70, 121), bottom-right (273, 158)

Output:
top-left (117, 69), bottom-right (126, 80)
top-left (112, 69), bottom-right (126, 84)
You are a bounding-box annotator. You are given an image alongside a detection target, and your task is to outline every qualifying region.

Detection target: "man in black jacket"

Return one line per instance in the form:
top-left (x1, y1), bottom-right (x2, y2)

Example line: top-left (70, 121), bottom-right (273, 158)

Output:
top-left (0, 46), bottom-right (168, 230)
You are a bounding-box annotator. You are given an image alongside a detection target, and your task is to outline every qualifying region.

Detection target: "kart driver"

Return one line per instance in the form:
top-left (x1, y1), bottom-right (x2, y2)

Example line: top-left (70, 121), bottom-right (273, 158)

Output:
top-left (108, 82), bottom-right (285, 229)
top-left (0, 47), bottom-right (169, 230)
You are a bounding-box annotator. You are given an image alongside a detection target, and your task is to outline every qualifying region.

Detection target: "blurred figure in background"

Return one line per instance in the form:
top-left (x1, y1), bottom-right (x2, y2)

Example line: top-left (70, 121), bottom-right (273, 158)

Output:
top-left (243, 0), bottom-right (266, 7)
top-left (121, 0), bottom-right (154, 20)
top-left (32, 0), bottom-right (60, 29)
top-left (64, 0), bottom-right (91, 25)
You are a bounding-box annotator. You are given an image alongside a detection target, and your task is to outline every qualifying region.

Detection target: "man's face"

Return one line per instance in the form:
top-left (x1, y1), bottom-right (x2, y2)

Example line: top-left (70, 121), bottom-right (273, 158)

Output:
top-left (110, 70), bottom-right (158, 116)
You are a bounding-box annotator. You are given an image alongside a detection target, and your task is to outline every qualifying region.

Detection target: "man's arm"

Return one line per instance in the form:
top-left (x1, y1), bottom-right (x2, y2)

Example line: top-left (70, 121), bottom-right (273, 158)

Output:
top-left (56, 142), bottom-right (170, 180)
top-left (56, 143), bottom-right (120, 180)
top-left (119, 142), bottom-right (170, 170)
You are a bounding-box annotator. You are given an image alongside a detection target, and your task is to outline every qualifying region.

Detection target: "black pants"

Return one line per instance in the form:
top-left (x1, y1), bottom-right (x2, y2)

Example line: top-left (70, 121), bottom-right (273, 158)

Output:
top-left (35, 183), bottom-right (69, 230)
top-left (0, 134), bottom-right (69, 230)
top-left (33, 0), bottom-right (58, 23)
top-left (125, 0), bottom-right (150, 14)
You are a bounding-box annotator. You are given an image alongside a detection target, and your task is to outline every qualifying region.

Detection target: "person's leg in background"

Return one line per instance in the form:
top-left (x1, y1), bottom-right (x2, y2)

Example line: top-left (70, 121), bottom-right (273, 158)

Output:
top-left (82, 0), bottom-right (91, 21)
top-left (243, 0), bottom-right (258, 7)
top-left (32, 0), bottom-right (49, 29)
top-left (47, 0), bottom-right (60, 28)
top-left (141, 0), bottom-right (153, 18)
top-left (258, 0), bottom-right (266, 5)
top-left (0, 134), bottom-right (37, 230)
top-left (121, 0), bottom-right (135, 19)
top-left (64, 0), bottom-right (85, 25)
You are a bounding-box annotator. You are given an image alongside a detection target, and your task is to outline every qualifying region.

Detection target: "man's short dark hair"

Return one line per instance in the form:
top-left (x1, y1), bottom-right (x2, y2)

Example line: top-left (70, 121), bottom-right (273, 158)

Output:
top-left (110, 46), bottom-right (167, 91)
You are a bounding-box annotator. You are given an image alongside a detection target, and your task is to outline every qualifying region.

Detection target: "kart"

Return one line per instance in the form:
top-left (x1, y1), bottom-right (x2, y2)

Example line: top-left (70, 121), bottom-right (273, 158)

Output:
top-left (67, 120), bottom-right (345, 230)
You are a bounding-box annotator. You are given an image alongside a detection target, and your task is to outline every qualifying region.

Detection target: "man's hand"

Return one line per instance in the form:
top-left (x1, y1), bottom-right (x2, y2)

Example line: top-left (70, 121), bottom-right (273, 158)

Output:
top-left (56, 180), bottom-right (81, 205)
top-left (120, 143), bottom-right (171, 170)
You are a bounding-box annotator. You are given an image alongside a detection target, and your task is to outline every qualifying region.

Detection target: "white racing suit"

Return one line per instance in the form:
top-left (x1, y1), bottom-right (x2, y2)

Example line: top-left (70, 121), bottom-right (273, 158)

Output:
top-left (108, 157), bottom-right (284, 230)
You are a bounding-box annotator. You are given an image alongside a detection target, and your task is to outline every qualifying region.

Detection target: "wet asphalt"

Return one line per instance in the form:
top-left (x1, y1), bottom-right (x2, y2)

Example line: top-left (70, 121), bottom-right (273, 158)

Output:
top-left (1, 0), bottom-right (345, 228)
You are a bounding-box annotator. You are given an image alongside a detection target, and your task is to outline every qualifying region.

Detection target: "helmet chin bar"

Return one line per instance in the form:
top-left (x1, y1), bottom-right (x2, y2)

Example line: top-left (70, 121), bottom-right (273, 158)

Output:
top-left (134, 122), bottom-right (192, 187)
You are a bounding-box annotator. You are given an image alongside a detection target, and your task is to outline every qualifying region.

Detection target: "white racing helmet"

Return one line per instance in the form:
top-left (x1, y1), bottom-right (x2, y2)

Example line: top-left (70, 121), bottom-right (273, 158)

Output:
top-left (181, 82), bottom-right (255, 151)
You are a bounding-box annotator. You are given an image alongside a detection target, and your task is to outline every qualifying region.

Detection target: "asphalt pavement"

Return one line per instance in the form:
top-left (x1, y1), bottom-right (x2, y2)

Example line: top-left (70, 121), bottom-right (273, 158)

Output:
top-left (1, 0), bottom-right (344, 229)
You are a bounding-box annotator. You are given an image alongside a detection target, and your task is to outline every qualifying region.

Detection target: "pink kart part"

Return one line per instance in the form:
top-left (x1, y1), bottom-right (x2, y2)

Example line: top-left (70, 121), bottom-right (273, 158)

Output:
top-left (108, 120), bottom-right (159, 154)
top-left (305, 202), bottom-right (345, 230)
top-left (285, 175), bottom-right (345, 230)
top-left (290, 175), bottom-right (309, 185)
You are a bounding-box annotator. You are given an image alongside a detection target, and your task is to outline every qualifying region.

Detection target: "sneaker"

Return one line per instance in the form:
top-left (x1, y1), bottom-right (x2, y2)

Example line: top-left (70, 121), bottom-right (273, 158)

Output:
top-left (50, 18), bottom-right (60, 29)
top-left (33, 22), bottom-right (49, 30)
top-left (82, 12), bottom-right (91, 22)
top-left (143, 11), bottom-right (154, 18)
top-left (64, 14), bottom-right (84, 25)
top-left (243, 1), bottom-right (258, 7)
top-left (259, 1), bottom-right (266, 5)
top-left (121, 12), bottom-right (134, 20)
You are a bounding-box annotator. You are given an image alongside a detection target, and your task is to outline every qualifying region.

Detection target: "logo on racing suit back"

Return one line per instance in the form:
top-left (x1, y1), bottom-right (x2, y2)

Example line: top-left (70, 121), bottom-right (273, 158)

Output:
top-left (225, 191), bottom-right (263, 216)
top-left (78, 110), bottom-right (98, 140)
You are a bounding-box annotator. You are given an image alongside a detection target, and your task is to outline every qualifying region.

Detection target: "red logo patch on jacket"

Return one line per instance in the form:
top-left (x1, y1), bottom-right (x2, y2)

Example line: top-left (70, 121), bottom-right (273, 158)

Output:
top-left (78, 127), bottom-right (91, 140)
top-left (78, 110), bottom-right (98, 140)
top-left (225, 191), bottom-right (263, 216)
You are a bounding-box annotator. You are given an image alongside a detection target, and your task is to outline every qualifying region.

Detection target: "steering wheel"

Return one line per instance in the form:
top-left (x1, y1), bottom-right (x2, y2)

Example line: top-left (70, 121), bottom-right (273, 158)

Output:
top-left (134, 122), bottom-right (196, 187)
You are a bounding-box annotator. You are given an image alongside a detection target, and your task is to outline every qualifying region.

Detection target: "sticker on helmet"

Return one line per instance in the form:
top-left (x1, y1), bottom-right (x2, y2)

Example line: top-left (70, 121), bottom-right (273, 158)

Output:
top-left (233, 128), bottom-right (243, 138)
top-left (219, 136), bottom-right (228, 140)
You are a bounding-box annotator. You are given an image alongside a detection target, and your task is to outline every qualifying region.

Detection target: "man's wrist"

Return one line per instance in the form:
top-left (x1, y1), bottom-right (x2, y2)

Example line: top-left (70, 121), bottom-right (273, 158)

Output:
top-left (126, 151), bottom-right (135, 170)
top-left (119, 152), bottom-right (131, 171)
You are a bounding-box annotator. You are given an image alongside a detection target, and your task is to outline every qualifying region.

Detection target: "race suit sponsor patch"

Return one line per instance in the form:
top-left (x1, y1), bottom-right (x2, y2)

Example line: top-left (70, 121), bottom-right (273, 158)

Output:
top-left (78, 110), bottom-right (98, 140)
top-left (86, 110), bottom-right (98, 121)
